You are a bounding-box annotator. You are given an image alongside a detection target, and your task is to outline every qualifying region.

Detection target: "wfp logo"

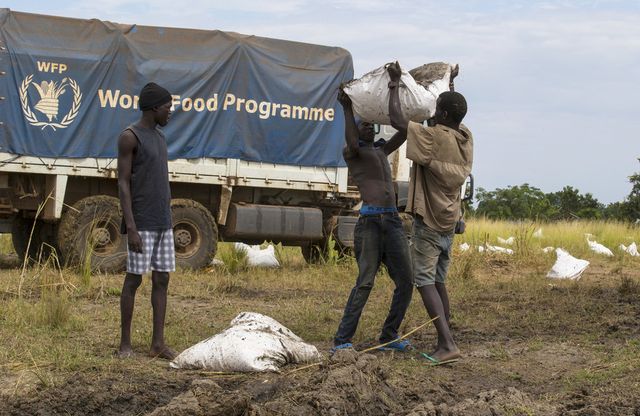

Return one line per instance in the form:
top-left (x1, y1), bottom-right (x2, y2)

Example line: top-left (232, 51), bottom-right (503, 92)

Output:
top-left (20, 74), bottom-right (82, 131)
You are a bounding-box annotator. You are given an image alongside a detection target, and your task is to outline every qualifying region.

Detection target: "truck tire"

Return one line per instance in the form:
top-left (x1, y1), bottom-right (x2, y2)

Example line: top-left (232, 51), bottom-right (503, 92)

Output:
top-left (171, 199), bottom-right (217, 269)
top-left (301, 239), bottom-right (351, 265)
top-left (301, 242), bottom-right (324, 264)
top-left (12, 216), bottom-right (60, 264)
top-left (57, 196), bottom-right (127, 273)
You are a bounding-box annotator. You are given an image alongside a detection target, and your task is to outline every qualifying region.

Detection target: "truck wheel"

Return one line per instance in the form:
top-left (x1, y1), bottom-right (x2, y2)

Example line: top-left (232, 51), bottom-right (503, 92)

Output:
top-left (301, 239), bottom-right (350, 265)
top-left (301, 243), bottom-right (324, 264)
top-left (171, 199), bottom-right (217, 269)
top-left (57, 196), bottom-right (127, 273)
top-left (12, 216), bottom-right (60, 264)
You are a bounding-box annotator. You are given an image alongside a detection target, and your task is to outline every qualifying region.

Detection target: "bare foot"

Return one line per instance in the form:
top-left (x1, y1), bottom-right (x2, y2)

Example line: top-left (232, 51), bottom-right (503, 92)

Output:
top-left (116, 349), bottom-right (138, 359)
top-left (432, 348), bottom-right (461, 362)
top-left (149, 346), bottom-right (178, 360)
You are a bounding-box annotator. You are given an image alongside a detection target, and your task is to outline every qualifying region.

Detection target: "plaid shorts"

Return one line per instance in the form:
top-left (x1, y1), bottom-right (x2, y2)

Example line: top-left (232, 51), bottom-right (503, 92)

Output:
top-left (126, 229), bottom-right (176, 275)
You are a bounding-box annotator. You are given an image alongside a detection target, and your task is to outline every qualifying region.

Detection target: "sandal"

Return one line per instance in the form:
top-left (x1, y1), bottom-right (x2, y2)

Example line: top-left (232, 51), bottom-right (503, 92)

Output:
top-left (377, 336), bottom-right (414, 352)
top-left (330, 343), bottom-right (354, 354)
top-left (419, 353), bottom-right (459, 366)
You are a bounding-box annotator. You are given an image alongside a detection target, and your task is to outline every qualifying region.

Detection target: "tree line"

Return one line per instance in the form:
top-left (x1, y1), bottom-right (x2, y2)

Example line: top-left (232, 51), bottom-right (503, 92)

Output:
top-left (465, 160), bottom-right (640, 222)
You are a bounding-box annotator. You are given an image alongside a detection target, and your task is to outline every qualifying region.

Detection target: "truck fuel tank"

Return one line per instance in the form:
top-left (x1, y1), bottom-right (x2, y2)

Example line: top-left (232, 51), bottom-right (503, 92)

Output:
top-left (224, 203), bottom-right (323, 243)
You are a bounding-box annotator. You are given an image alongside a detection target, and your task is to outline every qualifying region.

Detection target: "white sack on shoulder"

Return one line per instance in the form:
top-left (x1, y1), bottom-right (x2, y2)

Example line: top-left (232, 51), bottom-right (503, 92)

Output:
top-left (171, 312), bottom-right (322, 373)
top-left (546, 248), bottom-right (589, 280)
top-left (342, 62), bottom-right (453, 125)
top-left (234, 243), bottom-right (280, 268)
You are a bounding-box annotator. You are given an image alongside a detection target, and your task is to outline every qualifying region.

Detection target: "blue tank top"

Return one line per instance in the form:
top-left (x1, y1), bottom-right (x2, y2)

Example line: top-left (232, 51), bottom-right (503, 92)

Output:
top-left (122, 123), bottom-right (173, 232)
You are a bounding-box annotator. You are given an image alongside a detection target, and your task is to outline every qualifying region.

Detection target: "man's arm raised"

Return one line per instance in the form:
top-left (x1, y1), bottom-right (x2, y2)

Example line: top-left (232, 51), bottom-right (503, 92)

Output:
top-left (338, 89), bottom-right (360, 159)
top-left (387, 62), bottom-right (409, 136)
top-left (449, 64), bottom-right (459, 91)
top-left (383, 130), bottom-right (407, 156)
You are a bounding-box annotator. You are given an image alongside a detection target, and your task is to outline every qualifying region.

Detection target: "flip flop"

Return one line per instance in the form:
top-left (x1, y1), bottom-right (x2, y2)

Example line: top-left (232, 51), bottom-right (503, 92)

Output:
top-left (419, 353), bottom-right (459, 366)
top-left (330, 343), bottom-right (354, 354)
top-left (377, 336), bottom-right (414, 352)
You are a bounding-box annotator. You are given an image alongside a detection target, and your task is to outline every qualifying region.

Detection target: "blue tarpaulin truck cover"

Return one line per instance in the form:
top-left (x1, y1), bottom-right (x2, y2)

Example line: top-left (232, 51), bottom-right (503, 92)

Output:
top-left (0, 9), bottom-right (353, 167)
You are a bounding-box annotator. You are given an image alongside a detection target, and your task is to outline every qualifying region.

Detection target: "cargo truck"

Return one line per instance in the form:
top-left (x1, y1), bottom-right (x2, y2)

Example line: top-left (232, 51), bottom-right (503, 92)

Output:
top-left (0, 9), bottom-right (418, 270)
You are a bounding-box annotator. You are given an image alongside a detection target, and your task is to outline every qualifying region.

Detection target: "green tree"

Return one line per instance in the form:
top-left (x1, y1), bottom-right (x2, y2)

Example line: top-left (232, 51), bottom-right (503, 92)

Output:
top-left (546, 186), bottom-right (604, 219)
top-left (621, 159), bottom-right (640, 221)
top-left (462, 201), bottom-right (475, 217)
top-left (603, 202), bottom-right (624, 220)
top-left (476, 183), bottom-right (556, 220)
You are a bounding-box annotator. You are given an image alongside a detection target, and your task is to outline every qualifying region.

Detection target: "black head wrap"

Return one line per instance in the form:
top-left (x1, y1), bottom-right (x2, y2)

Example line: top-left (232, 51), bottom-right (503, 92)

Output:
top-left (139, 82), bottom-right (172, 111)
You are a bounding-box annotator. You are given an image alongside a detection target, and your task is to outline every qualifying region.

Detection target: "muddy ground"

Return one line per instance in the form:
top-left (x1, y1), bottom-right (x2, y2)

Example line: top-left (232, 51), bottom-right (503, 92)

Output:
top-left (3, 334), bottom-right (639, 415)
top-left (1, 255), bottom-right (640, 415)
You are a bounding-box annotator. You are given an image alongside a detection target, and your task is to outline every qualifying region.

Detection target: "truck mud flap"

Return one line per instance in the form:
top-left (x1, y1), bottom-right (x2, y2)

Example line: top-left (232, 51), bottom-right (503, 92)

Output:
top-left (334, 216), bottom-right (358, 248)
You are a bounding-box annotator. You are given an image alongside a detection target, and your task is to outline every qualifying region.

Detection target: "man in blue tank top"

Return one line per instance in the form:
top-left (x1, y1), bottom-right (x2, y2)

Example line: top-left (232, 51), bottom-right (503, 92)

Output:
top-left (117, 82), bottom-right (177, 360)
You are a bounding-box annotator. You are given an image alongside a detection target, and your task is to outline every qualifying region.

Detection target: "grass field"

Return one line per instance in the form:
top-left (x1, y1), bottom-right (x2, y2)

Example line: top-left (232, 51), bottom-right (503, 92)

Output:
top-left (1, 218), bottom-right (640, 415)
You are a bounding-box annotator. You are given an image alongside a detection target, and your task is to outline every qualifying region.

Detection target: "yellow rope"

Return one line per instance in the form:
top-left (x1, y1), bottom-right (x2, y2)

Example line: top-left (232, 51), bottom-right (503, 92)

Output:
top-left (359, 316), bottom-right (439, 354)
top-left (285, 316), bottom-right (439, 376)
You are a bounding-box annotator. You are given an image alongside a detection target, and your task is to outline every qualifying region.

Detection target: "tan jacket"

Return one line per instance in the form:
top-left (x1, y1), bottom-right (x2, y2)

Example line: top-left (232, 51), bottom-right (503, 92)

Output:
top-left (406, 122), bottom-right (473, 232)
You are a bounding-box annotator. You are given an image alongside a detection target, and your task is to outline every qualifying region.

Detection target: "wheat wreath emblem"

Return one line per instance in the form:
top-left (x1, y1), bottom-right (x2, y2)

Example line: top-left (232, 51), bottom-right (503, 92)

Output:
top-left (20, 74), bottom-right (82, 131)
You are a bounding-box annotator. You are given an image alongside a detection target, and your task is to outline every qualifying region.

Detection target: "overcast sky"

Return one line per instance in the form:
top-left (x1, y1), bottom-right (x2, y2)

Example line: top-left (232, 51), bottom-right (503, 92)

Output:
top-left (5, 0), bottom-right (640, 205)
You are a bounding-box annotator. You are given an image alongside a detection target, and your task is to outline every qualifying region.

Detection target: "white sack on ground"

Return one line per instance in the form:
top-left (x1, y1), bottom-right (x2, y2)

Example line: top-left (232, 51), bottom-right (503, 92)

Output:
top-left (542, 246), bottom-right (555, 253)
top-left (171, 312), bottom-right (322, 373)
top-left (497, 236), bottom-right (515, 245)
top-left (342, 62), bottom-right (454, 125)
top-left (620, 242), bottom-right (640, 256)
top-left (533, 228), bottom-right (543, 238)
top-left (546, 248), bottom-right (589, 280)
top-left (485, 243), bottom-right (514, 255)
top-left (459, 243), bottom-right (470, 251)
top-left (587, 239), bottom-right (613, 256)
top-left (234, 243), bottom-right (280, 268)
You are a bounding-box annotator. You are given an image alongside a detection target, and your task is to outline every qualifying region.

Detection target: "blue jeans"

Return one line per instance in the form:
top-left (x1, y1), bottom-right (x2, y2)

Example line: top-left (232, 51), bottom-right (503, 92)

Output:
top-left (333, 212), bottom-right (413, 345)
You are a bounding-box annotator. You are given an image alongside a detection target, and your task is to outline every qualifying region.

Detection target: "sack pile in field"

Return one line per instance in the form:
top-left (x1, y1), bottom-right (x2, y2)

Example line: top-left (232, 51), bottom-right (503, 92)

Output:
top-left (342, 62), bottom-right (455, 125)
top-left (620, 242), bottom-right (640, 256)
top-left (170, 312), bottom-right (322, 373)
top-left (546, 248), bottom-right (589, 280)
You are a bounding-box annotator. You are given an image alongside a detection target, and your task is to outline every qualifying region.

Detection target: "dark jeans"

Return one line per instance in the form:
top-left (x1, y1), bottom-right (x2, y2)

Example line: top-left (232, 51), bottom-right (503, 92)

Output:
top-left (333, 212), bottom-right (413, 345)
